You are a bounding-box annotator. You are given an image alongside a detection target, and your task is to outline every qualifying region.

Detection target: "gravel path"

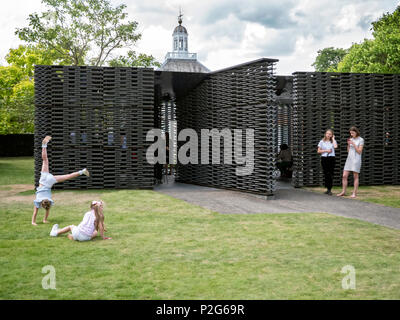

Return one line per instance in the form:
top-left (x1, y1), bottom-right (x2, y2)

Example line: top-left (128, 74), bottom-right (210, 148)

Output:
top-left (154, 180), bottom-right (400, 230)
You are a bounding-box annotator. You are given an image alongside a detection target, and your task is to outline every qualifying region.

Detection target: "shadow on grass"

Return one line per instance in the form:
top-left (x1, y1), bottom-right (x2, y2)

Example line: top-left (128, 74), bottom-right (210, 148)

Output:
top-left (0, 162), bottom-right (14, 170)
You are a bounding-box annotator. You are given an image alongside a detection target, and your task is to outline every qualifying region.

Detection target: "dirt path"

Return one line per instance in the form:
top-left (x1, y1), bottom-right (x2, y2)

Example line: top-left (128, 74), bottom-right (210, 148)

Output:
top-left (0, 184), bottom-right (100, 205)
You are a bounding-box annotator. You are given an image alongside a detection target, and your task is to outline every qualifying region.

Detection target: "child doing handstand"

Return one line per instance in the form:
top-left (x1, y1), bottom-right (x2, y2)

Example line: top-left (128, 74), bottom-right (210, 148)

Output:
top-left (32, 136), bottom-right (90, 225)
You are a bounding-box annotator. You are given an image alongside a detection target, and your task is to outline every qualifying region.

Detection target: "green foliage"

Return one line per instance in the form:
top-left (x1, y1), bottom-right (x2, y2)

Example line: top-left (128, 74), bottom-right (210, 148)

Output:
top-left (0, 76), bottom-right (35, 134)
top-left (16, 0), bottom-right (142, 66)
top-left (108, 50), bottom-right (161, 68)
top-left (6, 80), bottom-right (35, 134)
top-left (336, 6), bottom-right (400, 73)
top-left (0, 45), bottom-right (61, 134)
top-left (5, 45), bottom-right (68, 77)
top-left (0, 65), bottom-right (29, 134)
top-left (312, 47), bottom-right (348, 72)
top-left (0, 65), bottom-right (25, 100)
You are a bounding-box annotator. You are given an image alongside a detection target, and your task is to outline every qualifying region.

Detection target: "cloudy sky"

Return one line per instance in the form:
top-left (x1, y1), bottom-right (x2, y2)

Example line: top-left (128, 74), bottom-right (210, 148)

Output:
top-left (0, 0), bottom-right (399, 74)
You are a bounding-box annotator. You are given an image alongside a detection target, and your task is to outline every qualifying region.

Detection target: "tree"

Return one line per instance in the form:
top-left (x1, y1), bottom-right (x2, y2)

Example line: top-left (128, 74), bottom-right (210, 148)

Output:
top-left (336, 6), bottom-right (400, 73)
top-left (312, 47), bottom-right (348, 72)
top-left (5, 45), bottom-right (68, 77)
top-left (108, 50), bottom-right (161, 68)
top-left (16, 0), bottom-right (142, 66)
top-left (0, 45), bottom-right (61, 134)
top-left (0, 65), bottom-right (25, 102)
top-left (0, 68), bottom-right (34, 134)
top-left (0, 79), bottom-right (35, 134)
top-left (0, 65), bottom-right (25, 134)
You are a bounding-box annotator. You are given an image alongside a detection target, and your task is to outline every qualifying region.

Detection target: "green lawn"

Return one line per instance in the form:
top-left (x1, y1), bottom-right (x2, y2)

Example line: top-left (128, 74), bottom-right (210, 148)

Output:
top-left (304, 186), bottom-right (400, 208)
top-left (1, 157), bottom-right (400, 299)
top-left (0, 157), bottom-right (34, 185)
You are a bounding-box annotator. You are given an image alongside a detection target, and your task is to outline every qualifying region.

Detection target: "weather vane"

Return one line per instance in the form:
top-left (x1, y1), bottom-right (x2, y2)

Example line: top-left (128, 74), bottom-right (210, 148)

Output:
top-left (178, 7), bottom-right (183, 25)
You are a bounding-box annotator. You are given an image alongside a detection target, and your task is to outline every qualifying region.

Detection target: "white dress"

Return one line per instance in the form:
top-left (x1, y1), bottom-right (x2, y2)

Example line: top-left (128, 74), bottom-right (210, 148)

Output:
top-left (343, 137), bottom-right (364, 173)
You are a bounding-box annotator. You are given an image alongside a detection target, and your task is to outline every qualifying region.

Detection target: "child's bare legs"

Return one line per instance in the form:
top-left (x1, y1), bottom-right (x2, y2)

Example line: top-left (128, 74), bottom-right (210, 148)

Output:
top-left (32, 207), bottom-right (39, 226)
top-left (40, 135), bottom-right (88, 184)
top-left (58, 226), bottom-right (80, 241)
top-left (43, 208), bottom-right (50, 223)
top-left (41, 145), bottom-right (49, 174)
top-left (351, 172), bottom-right (359, 198)
top-left (337, 170), bottom-right (350, 196)
top-left (57, 225), bottom-right (72, 234)
top-left (54, 168), bottom-right (89, 183)
top-left (54, 172), bottom-right (80, 183)
top-left (41, 136), bottom-right (52, 174)
top-left (57, 225), bottom-right (75, 240)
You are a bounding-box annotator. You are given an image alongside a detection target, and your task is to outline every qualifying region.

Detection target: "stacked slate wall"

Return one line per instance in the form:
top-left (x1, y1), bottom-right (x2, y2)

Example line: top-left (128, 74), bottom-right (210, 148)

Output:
top-left (292, 72), bottom-right (400, 187)
top-left (34, 65), bottom-right (154, 189)
top-left (175, 60), bottom-right (277, 195)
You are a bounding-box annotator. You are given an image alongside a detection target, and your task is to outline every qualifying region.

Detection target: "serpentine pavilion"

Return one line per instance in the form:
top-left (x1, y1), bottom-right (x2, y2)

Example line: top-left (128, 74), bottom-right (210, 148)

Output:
top-left (34, 12), bottom-right (400, 197)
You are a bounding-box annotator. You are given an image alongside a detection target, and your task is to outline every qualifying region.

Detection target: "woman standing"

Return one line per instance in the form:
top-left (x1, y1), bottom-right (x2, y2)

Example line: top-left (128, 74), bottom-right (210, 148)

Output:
top-left (337, 126), bottom-right (364, 198)
top-left (317, 129), bottom-right (338, 195)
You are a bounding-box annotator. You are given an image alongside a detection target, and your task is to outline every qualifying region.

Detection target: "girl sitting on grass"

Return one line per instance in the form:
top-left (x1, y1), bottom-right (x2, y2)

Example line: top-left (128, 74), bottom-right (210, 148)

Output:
top-left (32, 135), bottom-right (90, 225)
top-left (50, 200), bottom-right (111, 241)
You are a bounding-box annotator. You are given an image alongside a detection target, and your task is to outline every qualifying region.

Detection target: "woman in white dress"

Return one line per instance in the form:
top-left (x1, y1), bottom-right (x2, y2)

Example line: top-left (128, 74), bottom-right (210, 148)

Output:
top-left (337, 126), bottom-right (364, 198)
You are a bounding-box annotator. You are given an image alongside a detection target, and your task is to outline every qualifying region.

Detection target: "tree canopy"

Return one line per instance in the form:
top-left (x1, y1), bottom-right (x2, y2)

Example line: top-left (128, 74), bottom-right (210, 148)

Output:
top-left (5, 45), bottom-right (66, 77)
top-left (16, 0), bottom-right (142, 66)
top-left (336, 6), bottom-right (400, 73)
top-left (0, 45), bottom-right (61, 134)
top-left (313, 6), bottom-right (400, 73)
top-left (108, 50), bottom-right (161, 68)
top-left (312, 47), bottom-right (349, 72)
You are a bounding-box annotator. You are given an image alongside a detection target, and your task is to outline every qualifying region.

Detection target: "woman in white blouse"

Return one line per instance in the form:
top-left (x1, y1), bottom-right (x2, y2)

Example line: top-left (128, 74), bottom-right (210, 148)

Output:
top-left (337, 126), bottom-right (365, 198)
top-left (317, 129), bottom-right (338, 195)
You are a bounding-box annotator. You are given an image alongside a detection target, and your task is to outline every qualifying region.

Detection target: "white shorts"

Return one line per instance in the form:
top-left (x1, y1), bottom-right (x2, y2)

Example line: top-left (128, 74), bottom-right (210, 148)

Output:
top-left (39, 172), bottom-right (57, 189)
top-left (71, 226), bottom-right (92, 242)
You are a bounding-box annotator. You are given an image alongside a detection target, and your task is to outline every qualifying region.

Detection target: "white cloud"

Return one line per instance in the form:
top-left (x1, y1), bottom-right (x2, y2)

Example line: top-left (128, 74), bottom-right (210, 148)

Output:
top-left (133, 25), bottom-right (171, 62)
top-left (0, 0), bottom-right (45, 64)
top-left (335, 5), bottom-right (359, 32)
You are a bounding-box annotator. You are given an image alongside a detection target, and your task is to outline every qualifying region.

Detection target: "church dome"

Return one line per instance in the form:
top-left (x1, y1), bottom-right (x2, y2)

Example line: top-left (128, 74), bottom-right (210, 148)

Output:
top-left (158, 8), bottom-right (209, 73)
top-left (173, 25), bottom-right (187, 34)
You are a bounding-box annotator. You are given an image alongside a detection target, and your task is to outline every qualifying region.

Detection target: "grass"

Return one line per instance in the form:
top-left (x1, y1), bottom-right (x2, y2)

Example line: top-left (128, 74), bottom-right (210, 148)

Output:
top-left (304, 186), bottom-right (400, 208)
top-left (1, 157), bottom-right (400, 299)
top-left (0, 157), bottom-right (34, 186)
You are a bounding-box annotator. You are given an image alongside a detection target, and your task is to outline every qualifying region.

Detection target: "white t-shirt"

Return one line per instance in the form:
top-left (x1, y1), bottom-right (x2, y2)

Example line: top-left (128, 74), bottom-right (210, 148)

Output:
top-left (77, 210), bottom-right (96, 237)
top-left (318, 139), bottom-right (336, 157)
